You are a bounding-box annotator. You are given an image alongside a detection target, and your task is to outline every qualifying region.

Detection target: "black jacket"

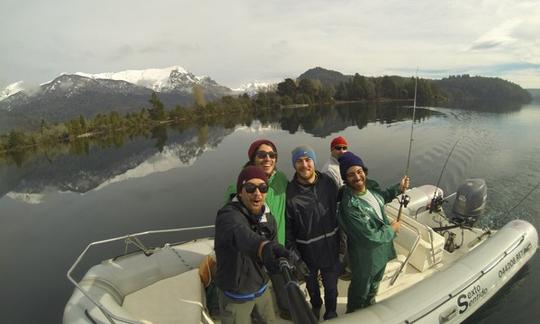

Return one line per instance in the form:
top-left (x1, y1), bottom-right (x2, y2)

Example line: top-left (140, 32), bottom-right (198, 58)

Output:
top-left (215, 200), bottom-right (277, 294)
top-left (285, 171), bottom-right (340, 269)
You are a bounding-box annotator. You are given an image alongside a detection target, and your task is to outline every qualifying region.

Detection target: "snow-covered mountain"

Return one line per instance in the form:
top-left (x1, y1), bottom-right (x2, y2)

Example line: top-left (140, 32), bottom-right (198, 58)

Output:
top-left (74, 65), bottom-right (224, 93)
top-left (0, 66), bottom-right (235, 132)
top-left (0, 81), bottom-right (25, 102)
top-left (233, 82), bottom-right (276, 96)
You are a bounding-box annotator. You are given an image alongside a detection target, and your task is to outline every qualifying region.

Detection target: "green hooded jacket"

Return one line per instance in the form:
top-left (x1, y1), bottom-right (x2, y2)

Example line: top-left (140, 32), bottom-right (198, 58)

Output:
top-left (338, 179), bottom-right (400, 276)
top-left (224, 170), bottom-right (288, 245)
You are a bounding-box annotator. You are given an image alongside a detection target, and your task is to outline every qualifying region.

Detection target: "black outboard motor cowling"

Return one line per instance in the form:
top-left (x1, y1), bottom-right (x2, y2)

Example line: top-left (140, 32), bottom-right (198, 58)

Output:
top-left (451, 178), bottom-right (487, 226)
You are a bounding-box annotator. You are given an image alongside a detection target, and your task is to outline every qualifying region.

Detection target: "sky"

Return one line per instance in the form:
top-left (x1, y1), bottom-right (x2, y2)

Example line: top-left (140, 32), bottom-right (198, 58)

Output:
top-left (1, 0), bottom-right (539, 90)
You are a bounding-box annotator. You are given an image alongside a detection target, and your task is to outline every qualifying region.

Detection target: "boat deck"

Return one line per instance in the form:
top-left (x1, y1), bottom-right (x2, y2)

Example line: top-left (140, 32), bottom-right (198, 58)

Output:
top-left (119, 223), bottom-right (484, 324)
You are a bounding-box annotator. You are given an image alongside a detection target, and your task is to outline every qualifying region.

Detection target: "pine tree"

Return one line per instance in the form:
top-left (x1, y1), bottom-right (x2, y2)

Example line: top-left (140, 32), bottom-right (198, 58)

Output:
top-left (148, 92), bottom-right (166, 120)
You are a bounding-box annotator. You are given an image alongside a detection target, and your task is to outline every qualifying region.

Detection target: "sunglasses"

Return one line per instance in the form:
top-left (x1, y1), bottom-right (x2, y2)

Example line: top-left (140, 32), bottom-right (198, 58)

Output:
top-left (255, 151), bottom-right (278, 159)
top-left (243, 182), bottom-right (269, 194)
top-left (333, 146), bottom-right (348, 151)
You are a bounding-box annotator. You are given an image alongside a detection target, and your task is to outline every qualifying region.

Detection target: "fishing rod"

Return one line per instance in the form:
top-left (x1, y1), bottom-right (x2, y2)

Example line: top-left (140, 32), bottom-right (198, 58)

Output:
top-left (506, 179), bottom-right (540, 217)
top-left (396, 74), bottom-right (418, 222)
top-left (467, 178), bottom-right (540, 248)
top-left (404, 73), bottom-right (418, 177)
top-left (279, 258), bottom-right (318, 324)
top-left (428, 139), bottom-right (460, 213)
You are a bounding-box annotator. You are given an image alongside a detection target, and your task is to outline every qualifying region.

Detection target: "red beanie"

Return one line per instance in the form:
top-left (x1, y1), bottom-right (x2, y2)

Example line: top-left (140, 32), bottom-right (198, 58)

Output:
top-left (237, 166), bottom-right (269, 193)
top-left (248, 139), bottom-right (277, 161)
top-left (331, 136), bottom-right (348, 149)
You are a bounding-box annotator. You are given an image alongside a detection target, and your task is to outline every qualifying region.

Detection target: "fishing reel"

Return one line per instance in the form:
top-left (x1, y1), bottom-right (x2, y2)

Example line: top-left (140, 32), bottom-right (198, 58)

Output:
top-left (428, 193), bottom-right (445, 213)
top-left (399, 193), bottom-right (411, 208)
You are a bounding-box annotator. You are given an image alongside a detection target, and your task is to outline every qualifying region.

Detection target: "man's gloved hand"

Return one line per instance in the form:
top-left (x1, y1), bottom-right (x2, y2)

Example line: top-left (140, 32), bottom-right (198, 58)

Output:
top-left (288, 250), bottom-right (310, 279)
top-left (261, 241), bottom-right (290, 273)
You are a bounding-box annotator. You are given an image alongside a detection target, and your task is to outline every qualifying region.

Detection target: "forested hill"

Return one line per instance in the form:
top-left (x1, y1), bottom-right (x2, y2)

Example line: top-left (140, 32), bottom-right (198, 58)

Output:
top-left (298, 67), bottom-right (532, 112)
top-left (434, 75), bottom-right (532, 110)
top-left (297, 67), bottom-right (350, 87)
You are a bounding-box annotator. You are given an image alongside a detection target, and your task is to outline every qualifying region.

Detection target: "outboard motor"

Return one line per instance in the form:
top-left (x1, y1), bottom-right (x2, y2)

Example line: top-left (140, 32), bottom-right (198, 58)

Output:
top-left (451, 178), bottom-right (487, 226)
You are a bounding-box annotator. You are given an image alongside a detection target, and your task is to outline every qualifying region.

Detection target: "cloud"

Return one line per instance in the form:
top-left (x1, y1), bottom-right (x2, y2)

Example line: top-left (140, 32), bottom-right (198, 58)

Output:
top-left (1, 0), bottom-right (540, 88)
top-left (469, 19), bottom-right (521, 51)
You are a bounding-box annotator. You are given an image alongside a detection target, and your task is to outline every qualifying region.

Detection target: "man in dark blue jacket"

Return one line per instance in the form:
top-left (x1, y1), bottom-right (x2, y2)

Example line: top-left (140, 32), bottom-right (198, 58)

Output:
top-left (215, 166), bottom-right (292, 324)
top-left (285, 145), bottom-right (340, 320)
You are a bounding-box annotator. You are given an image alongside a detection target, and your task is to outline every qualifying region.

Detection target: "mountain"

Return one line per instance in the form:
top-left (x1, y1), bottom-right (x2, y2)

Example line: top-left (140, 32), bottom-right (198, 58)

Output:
top-left (0, 81), bottom-right (26, 102)
top-left (297, 67), bottom-right (351, 86)
top-left (74, 65), bottom-right (230, 96)
top-left (232, 82), bottom-right (277, 96)
top-left (0, 66), bottom-right (234, 132)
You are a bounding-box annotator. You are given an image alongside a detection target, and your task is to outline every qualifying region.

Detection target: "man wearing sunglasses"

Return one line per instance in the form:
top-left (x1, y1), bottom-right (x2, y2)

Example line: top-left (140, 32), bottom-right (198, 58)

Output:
top-left (223, 139), bottom-right (291, 319)
top-left (215, 166), bottom-right (291, 324)
top-left (285, 145), bottom-right (341, 320)
top-left (224, 139), bottom-right (288, 246)
top-left (321, 136), bottom-right (349, 187)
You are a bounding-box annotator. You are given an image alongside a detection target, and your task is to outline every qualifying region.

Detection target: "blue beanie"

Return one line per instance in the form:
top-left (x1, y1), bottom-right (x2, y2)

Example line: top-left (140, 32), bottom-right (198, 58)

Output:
top-left (291, 145), bottom-right (317, 166)
top-left (338, 152), bottom-right (368, 181)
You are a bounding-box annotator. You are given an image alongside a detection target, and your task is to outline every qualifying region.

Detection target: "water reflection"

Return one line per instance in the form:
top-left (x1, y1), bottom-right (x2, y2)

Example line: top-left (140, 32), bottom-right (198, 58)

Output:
top-left (0, 126), bottom-right (235, 202)
top-left (0, 102), bottom-right (436, 202)
top-left (277, 102), bottom-right (435, 136)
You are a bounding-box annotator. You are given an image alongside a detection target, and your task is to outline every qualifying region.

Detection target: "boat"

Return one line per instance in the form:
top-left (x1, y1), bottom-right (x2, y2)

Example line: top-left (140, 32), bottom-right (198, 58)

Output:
top-left (63, 179), bottom-right (538, 323)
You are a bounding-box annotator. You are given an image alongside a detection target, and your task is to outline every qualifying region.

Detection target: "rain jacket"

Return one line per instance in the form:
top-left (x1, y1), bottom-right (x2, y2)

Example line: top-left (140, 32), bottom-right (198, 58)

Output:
top-left (214, 200), bottom-right (277, 295)
top-left (224, 169), bottom-right (288, 245)
top-left (321, 156), bottom-right (343, 187)
top-left (285, 171), bottom-right (340, 269)
top-left (337, 179), bottom-right (400, 276)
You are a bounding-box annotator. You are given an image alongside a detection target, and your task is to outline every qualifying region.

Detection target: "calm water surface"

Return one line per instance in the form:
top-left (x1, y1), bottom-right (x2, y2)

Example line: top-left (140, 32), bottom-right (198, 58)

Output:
top-left (1, 102), bottom-right (539, 323)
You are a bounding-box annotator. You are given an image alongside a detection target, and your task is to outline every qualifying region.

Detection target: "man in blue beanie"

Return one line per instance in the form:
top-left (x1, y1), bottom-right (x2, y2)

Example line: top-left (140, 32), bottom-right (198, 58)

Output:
top-left (337, 151), bottom-right (410, 313)
top-left (285, 145), bottom-right (341, 320)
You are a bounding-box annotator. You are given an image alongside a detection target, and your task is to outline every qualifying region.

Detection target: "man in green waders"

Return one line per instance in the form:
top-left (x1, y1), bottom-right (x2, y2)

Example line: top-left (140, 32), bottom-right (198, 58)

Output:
top-left (337, 151), bottom-right (409, 313)
top-left (224, 139), bottom-right (291, 319)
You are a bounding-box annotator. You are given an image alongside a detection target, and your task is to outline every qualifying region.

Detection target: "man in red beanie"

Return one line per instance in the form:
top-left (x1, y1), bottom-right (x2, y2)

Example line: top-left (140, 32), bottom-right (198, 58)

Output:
top-left (322, 136), bottom-right (348, 187)
top-left (224, 139), bottom-right (288, 245)
top-left (223, 139), bottom-right (291, 319)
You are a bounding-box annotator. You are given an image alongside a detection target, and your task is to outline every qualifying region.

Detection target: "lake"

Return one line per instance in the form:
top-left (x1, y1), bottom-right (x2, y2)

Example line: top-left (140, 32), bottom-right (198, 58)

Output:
top-left (1, 101), bottom-right (539, 323)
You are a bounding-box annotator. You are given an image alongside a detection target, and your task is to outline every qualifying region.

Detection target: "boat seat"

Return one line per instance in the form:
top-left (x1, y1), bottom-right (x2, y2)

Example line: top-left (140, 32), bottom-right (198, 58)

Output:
top-left (386, 205), bottom-right (445, 272)
top-left (381, 222), bottom-right (419, 286)
top-left (123, 268), bottom-right (209, 324)
top-left (64, 241), bottom-right (214, 324)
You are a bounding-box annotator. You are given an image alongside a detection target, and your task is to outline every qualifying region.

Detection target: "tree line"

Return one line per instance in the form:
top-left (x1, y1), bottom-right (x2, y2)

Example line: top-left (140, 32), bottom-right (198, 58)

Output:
top-left (0, 73), bottom-right (532, 159)
top-left (331, 73), bottom-right (531, 109)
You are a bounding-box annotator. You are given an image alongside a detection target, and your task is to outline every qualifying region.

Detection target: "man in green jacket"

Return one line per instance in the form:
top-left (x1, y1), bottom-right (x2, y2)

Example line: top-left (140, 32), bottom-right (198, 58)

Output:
top-left (224, 139), bottom-right (288, 245)
top-left (337, 152), bottom-right (409, 313)
top-left (224, 139), bottom-right (290, 319)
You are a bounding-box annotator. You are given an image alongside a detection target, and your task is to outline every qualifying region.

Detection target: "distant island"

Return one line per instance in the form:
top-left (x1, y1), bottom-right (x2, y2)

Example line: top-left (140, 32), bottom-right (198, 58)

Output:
top-left (298, 67), bottom-right (532, 111)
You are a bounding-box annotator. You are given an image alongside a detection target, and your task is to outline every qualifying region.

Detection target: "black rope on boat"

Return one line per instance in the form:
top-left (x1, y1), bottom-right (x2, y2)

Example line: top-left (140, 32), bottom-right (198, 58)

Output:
top-left (84, 309), bottom-right (98, 324)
